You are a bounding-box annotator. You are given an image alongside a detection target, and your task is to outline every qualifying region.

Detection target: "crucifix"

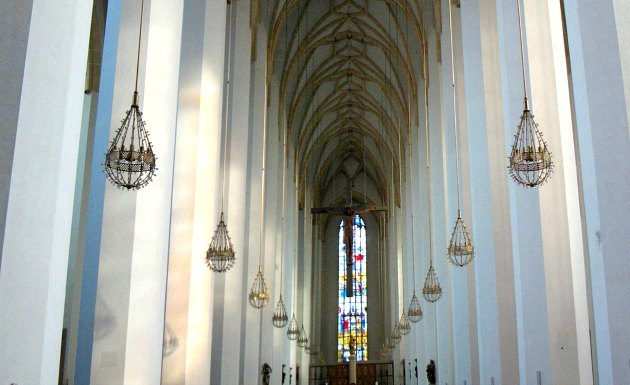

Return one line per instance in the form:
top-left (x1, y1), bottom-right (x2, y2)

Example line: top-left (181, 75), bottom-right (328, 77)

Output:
top-left (311, 183), bottom-right (385, 297)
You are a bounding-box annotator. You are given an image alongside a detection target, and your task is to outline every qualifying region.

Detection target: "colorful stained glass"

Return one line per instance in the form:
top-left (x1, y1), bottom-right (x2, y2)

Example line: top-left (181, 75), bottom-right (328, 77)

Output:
top-left (338, 215), bottom-right (368, 362)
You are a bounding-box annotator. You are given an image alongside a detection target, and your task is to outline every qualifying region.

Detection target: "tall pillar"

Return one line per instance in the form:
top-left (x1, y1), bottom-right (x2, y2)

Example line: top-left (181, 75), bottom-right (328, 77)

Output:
top-left (441, 1), bottom-right (473, 383)
top-left (408, 93), bottom-right (426, 377)
top-left (89, 0), bottom-right (184, 383)
top-left (123, 0), bottom-right (184, 382)
top-left (299, 190), bottom-right (314, 385)
top-left (427, 21), bottom-right (454, 385)
top-left (523, 0), bottom-right (591, 384)
top-left (161, 0), bottom-right (227, 383)
top-left (74, 1), bottom-right (121, 382)
top-left (219, 0), bottom-right (256, 383)
top-left (496, 1), bottom-right (552, 383)
top-left (459, 0), bottom-right (506, 384)
top-left (0, 0), bottom-right (93, 384)
top-left (0, 0), bottom-right (33, 266)
top-left (564, 1), bottom-right (630, 383)
top-left (255, 19), bottom-right (282, 382)
top-left (496, 0), bottom-right (592, 383)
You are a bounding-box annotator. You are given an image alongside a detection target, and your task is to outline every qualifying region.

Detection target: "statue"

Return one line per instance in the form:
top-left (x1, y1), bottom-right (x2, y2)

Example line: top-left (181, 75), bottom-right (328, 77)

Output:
top-left (262, 363), bottom-right (272, 385)
top-left (349, 336), bottom-right (356, 356)
top-left (426, 360), bottom-right (436, 385)
top-left (282, 364), bottom-right (286, 385)
top-left (414, 358), bottom-right (418, 379)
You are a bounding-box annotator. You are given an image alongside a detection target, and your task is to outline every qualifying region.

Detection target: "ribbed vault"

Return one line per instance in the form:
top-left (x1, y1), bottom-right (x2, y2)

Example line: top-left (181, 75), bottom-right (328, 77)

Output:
top-left (266, 0), bottom-right (434, 209)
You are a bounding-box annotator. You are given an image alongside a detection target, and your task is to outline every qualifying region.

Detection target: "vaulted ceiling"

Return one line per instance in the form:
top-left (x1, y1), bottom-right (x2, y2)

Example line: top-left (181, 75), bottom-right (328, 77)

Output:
top-left (262, 0), bottom-right (442, 209)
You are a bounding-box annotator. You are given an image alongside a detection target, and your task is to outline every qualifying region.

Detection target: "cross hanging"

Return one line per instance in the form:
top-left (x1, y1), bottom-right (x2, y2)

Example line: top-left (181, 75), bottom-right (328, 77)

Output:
top-left (311, 203), bottom-right (385, 297)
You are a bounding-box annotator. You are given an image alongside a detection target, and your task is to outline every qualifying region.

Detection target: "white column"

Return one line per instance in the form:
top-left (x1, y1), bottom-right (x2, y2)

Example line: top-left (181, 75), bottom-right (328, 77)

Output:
top-left (0, 0), bottom-right (33, 264)
top-left (473, 2), bottom-right (522, 383)
top-left (123, 0), bottom-right (184, 383)
top-left (564, 1), bottom-right (630, 383)
top-left (523, 0), bottom-right (591, 384)
top-left (161, 0), bottom-right (227, 384)
top-left (427, 22), bottom-right (454, 384)
top-left (460, 1), bottom-right (504, 384)
top-left (441, 1), bottom-right (473, 383)
top-left (257, 20), bottom-right (282, 382)
top-left (496, 1), bottom-right (551, 383)
top-left (299, 192), bottom-right (314, 385)
top-left (89, 0), bottom-right (184, 383)
top-left (220, 0), bottom-right (255, 383)
top-left (244, 7), bottom-right (274, 382)
top-left (612, 0), bottom-right (630, 133)
top-left (408, 95), bottom-right (426, 376)
top-left (89, 0), bottom-right (142, 383)
top-left (411, 139), bottom-right (427, 379)
top-left (0, 0), bottom-right (93, 384)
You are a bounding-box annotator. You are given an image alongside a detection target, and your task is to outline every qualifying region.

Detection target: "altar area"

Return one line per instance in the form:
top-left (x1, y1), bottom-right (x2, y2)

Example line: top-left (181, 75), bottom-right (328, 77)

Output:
top-left (308, 362), bottom-right (394, 385)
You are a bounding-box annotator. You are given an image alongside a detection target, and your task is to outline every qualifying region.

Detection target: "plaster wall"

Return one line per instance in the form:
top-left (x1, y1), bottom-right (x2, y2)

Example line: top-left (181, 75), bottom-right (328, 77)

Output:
top-left (0, 0), bottom-right (92, 383)
top-left (161, 0), bottom-right (226, 383)
top-left (564, 1), bottom-right (630, 383)
top-left (0, 0), bottom-right (33, 268)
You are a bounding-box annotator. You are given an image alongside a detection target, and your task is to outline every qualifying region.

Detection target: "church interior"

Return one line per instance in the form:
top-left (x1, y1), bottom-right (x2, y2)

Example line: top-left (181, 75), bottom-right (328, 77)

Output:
top-left (1, 0), bottom-right (630, 384)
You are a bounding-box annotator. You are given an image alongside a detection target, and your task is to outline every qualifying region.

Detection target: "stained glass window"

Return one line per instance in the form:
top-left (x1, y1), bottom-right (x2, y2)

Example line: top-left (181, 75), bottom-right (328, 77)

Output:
top-left (337, 215), bottom-right (367, 362)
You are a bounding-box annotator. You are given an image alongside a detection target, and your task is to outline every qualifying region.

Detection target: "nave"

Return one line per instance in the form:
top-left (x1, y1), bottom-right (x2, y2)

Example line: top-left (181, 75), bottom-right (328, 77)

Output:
top-left (1, 1), bottom-right (630, 385)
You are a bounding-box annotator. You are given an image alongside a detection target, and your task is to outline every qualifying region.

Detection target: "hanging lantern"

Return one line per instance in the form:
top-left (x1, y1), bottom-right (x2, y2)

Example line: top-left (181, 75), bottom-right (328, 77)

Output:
top-left (287, 313), bottom-right (299, 340)
top-left (272, 295), bottom-right (289, 328)
top-left (445, 0), bottom-right (474, 268)
top-left (205, 212), bottom-right (236, 272)
top-left (248, 266), bottom-right (270, 309)
top-left (399, 311), bottom-right (411, 335)
top-left (447, 210), bottom-right (474, 267)
top-left (297, 325), bottom-right (309, 348)
top-left (422, 260), bottom-right (443, 302)
top-left (508, 102), bottom-right (553, 187)
top-left (105, 93), bottom-right (156, 190)
top-left (104, 0), bottom-right (156, 190)
top-left (508, 0), bottom-right (553, 188)
top-left (408, 291), bottom-right (423, 323)
top-left (207, 1), bottom-right (237, 272)
top-left (391, 324), bottom-right (402, 345)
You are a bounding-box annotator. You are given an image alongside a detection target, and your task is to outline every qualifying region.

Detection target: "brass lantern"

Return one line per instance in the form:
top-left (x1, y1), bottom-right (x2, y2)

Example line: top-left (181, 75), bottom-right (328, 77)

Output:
top-left (408, 291), bottom-right (423, 323)
top-left (391, 324), bottom-right (402, 345)
top-left (399, 311), bottom-right (411, 335)
top-left (287, 313), bottom-right (299, 340)
top-left (248, 266), bottom-right (270, 309)
top-left (272, 295), bottom-right (289, 328)
top-left (297, 325), bottom-right (309, 348)
top-left (508, 101), bottom-right (553, 187)
top-left (422, 259), bottom-right (443, 302)
top-left (205, 212), bottom-right (236, 272)
top-left (447, 210), bottom-right (474, 267)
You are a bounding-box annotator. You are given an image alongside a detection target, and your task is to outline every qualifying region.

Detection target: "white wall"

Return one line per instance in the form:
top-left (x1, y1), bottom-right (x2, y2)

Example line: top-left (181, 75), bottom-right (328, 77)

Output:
top-left (0, 0), bottom-right (93, 384)
top-left (0, 0), bottom-right (33, 267)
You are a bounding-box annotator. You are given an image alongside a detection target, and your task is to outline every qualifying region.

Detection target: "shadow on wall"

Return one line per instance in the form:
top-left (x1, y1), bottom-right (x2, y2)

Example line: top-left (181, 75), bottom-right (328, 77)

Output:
top-left (162, 324), bottom-right (179, 357)
top-left (94, 296), bottom-right (116, 340)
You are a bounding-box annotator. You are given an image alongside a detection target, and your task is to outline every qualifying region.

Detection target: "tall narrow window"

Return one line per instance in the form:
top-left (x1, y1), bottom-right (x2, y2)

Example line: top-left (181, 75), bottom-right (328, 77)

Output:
top-left (338, 215), bottom-right (367, 362)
